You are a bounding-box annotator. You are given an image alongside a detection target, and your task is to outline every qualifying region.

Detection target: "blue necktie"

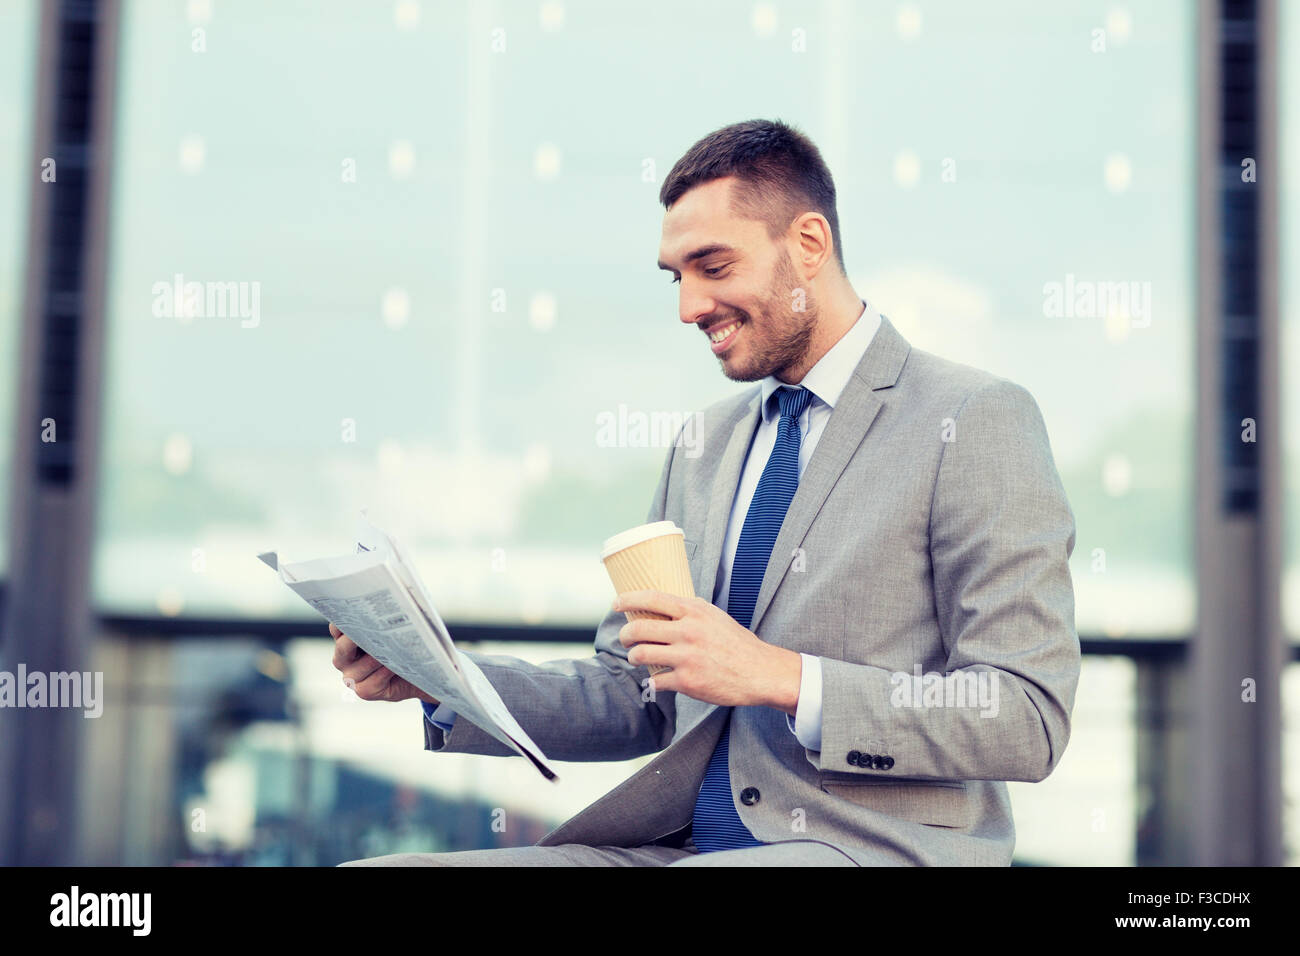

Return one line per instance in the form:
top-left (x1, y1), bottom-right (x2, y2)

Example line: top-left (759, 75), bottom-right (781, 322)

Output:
top-left (691, 384), bottom-right (814, 853)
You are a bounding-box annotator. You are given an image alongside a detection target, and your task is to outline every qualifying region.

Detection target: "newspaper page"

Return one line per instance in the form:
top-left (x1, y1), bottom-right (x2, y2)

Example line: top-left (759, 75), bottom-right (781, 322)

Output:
top-left (258, 514), bottom-right (558, 781)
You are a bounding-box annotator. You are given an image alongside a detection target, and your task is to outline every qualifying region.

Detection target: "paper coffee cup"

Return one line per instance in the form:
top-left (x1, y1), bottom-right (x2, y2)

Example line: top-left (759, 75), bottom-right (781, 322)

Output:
top-left (601, 521), bottom-right (695, 676)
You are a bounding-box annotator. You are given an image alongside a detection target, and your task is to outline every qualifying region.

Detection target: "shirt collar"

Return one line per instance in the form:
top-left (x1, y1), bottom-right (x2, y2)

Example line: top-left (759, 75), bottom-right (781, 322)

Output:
top-left (759, 299), bottom-right (882, 423)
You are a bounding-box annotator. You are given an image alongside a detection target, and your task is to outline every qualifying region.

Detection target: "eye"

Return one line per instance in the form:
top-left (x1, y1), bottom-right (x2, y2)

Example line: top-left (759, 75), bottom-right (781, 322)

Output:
top-left (669, 266), bottom-right (728, 285)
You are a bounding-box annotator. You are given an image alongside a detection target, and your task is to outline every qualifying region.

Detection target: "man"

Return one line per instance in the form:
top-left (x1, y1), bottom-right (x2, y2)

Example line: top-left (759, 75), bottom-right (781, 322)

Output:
top-left (335, 119), bottom-right (1080, 866)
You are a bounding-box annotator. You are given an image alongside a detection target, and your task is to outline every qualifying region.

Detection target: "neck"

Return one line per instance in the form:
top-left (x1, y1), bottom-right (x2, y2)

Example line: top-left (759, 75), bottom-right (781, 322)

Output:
top-left (775, 281), bottom-right (865, 384)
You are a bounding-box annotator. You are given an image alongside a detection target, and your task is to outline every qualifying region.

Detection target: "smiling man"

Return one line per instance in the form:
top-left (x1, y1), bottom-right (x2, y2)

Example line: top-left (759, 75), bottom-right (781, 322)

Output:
top-left (336, 118), bottom-right (1080, 867)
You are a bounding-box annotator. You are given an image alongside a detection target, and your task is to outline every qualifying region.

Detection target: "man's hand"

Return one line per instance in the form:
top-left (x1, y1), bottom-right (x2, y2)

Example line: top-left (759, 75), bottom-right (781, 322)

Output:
top-left (328, 622), bottom-right (439, 706)
top-left (613, 590), bottom-right (802, 714)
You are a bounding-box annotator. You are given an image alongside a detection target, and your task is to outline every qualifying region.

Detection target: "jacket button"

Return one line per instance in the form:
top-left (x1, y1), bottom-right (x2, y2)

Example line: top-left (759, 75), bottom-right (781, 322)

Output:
top-left (857, 752), bottom-right (874, 768)
top-left (740, 787), bottom-right (760, 806)
top-left (846, 750), bottom-right (861, 766)
top-left (871, 754), bottom-right (885, 770)
top-left (882, 756), bottom-right (894, 770)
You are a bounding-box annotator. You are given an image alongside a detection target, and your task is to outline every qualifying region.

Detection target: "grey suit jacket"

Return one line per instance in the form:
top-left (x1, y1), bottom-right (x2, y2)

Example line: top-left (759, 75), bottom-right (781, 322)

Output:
top-left (423, 315), bottom-right (1080, 866)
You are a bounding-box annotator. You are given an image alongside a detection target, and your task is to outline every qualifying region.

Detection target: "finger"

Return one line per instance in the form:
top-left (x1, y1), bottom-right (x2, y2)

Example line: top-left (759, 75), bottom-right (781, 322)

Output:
top-left (613, 589), bottom-right (689, 619)
top-left (618, 618), bottom-right (678, 648)
top-left (642, 671), bottom-right (676, 696)
top-left (352, 668), bottom-right (396, 701)
top-left (329, 622), bottom-right (360, 654)
top-left (340, 654), bottom-right (385, 685)
top-left (331, 637), bottom-right (363, 671)
top-left (628, 641), bottom-right (681, 672)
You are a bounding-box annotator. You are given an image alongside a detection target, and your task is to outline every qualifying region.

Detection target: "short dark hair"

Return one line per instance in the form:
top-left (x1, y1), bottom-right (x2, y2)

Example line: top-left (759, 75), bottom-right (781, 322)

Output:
top-left (659, 119), bottom-right (844, 274)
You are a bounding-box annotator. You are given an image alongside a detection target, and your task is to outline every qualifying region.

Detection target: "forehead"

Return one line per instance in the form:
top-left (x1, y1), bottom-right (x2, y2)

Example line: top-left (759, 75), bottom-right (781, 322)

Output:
top-left (657, 176), bottom-right (767, 266)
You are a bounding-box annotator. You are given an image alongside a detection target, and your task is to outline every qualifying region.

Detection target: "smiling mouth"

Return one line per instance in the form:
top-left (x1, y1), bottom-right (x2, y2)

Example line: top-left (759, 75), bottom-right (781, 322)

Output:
top-left (707, 318), bottom-right (743, 354)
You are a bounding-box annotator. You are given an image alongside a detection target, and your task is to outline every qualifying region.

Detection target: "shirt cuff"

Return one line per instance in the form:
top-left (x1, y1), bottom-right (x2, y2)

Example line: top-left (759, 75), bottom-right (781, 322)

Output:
top-left (784, 653), bottom-right (823, 752)
top-left (421, 699), bottom-right (458, 732)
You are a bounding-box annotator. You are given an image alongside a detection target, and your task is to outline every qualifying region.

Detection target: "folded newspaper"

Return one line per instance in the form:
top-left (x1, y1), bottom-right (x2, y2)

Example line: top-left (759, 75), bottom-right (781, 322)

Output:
top-left (257, 513), bottom-right (558, 781)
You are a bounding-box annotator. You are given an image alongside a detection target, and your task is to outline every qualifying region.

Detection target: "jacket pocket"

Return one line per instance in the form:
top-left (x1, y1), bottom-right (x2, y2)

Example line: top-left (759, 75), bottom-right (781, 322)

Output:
top-left (818, 775), bottom-right (972, 829)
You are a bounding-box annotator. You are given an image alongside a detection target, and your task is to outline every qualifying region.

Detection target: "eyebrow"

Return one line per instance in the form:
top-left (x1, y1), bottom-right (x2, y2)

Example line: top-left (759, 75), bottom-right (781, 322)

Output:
top-left (657, 243), bottom-right (737, 273)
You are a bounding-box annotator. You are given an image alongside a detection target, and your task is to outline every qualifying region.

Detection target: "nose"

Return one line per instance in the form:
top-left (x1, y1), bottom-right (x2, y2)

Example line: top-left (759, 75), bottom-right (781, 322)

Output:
top-left (678, 279), bottom-right (717, 327)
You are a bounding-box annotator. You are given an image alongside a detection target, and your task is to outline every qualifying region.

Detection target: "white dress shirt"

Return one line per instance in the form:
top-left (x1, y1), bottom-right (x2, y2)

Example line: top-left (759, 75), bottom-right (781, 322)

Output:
top-left (427, 300), bottom-right (883, 756)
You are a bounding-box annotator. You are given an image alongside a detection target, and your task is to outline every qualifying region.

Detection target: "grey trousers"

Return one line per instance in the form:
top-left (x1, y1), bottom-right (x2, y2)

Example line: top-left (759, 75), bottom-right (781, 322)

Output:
top-left (338, 838), bottom-right (859, 867)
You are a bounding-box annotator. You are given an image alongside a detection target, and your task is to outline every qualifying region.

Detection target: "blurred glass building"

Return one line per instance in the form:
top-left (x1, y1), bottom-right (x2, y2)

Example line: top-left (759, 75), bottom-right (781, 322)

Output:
top-left (0, 0), bottom-right (1295, 866)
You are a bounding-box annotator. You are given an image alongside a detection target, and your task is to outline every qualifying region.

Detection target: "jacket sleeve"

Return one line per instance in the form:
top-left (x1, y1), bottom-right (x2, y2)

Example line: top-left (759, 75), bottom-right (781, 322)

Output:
top-left (422, 431), bottom-right (685, 762)
top-left (814, 379), bottom-right (1080, 782)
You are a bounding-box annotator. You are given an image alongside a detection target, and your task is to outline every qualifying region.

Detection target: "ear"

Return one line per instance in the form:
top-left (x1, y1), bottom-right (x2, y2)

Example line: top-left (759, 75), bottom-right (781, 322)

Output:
top-left (790, 211), bottom-right (835, 278)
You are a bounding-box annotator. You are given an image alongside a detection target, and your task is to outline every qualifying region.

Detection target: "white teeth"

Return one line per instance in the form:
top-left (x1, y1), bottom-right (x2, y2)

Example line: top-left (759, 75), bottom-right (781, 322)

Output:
top-left (709, 321), bottom-right (739, 343)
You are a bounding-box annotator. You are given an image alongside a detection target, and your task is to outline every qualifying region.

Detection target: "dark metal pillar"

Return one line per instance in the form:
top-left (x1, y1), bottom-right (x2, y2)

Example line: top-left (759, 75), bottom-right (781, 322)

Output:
top-left (0, 0), bottom-right (120, 866)
top-left (1190, 0), bottom-right (1283, 866)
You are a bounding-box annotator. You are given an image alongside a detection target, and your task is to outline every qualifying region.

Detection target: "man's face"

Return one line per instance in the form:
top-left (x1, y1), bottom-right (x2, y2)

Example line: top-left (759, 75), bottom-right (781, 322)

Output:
top-left (658, 177), bottom-right (817, 383)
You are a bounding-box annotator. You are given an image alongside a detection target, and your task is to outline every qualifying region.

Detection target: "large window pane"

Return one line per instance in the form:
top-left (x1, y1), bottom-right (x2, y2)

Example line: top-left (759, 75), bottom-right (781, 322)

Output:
top-left (96, 1), bottom-right (1195, 638)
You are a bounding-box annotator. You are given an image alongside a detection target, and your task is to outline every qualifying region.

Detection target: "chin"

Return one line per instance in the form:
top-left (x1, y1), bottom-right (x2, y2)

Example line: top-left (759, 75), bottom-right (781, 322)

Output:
top-left (720, 358), bottom-right (766, 384)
